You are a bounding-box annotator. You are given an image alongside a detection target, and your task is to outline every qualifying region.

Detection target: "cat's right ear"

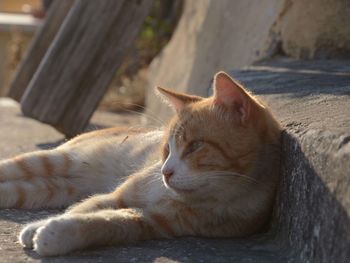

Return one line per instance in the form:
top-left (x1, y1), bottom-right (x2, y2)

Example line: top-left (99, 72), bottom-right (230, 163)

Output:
top-left (213, 71), bottom-right (264, 124)
top-left (156, 87), bottom-right (202, 113)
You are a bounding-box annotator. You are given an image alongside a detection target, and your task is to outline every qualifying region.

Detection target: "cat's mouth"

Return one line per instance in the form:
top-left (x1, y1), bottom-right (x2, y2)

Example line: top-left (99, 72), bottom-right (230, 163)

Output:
top-left (163, 176), bottom-right (209, 195)
top-left (162, 176), bottom-right (196, 193)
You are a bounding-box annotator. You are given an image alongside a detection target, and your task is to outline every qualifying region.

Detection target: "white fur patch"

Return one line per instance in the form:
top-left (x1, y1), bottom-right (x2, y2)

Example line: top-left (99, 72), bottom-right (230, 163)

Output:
top-left (161, 136), bottom-right (181, 176)
top-left (161, 136), bottom-right (201, 191)
top-left (19, 219), bottom-right (48, 248)
top-left (32, 216), bottom-right (81, 256)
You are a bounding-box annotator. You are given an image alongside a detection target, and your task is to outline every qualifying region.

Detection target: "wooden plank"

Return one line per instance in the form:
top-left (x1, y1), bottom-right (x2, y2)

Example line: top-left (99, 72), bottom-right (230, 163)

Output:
top-left (20, 0), bottom-right (154, 137)
top-left (8, 0), bottom-right (74, 101)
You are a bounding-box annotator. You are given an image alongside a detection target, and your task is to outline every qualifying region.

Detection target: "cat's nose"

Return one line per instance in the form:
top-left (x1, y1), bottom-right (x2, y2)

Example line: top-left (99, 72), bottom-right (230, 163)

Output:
top-left (162, 170), bottom-right (174, 180)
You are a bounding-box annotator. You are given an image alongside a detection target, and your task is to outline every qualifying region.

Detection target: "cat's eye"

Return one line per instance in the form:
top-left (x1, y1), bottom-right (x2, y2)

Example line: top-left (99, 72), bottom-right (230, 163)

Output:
top-left (183, 140), bottom-right (203, 157)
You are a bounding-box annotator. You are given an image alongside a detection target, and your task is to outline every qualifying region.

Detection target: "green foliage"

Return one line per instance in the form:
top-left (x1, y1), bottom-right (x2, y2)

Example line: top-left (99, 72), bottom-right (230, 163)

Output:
top-left (137, 0), bottom-right (182, 66)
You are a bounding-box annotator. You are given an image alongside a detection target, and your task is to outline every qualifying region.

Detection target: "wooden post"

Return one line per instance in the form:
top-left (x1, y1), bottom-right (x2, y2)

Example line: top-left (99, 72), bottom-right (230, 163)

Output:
top-left (20, 0), bottom-right (153, 137)
top-left (8, 0), bottom-right (74, 101)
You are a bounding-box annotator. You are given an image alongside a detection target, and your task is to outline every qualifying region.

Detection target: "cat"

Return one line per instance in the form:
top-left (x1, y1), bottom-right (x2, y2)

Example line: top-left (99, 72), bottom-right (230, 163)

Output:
top-left (0, 71), bottom-right (282, 256)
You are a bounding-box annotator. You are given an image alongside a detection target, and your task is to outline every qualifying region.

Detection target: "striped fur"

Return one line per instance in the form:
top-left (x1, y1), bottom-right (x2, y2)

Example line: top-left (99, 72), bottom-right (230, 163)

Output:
top-left (0, 130), bottom-right (161, 209)
top-left (9, 72), bottom-right (282, 256)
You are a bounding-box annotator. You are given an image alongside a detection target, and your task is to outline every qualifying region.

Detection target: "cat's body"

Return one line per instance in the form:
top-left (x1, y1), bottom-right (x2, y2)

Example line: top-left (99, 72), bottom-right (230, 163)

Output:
top-left (0, 72), bottom-right (282, 256)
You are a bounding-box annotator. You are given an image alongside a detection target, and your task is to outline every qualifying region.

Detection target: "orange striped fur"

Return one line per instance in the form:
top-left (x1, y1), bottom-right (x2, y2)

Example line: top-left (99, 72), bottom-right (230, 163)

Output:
top-left (0, 72), bottom-right (283, 256)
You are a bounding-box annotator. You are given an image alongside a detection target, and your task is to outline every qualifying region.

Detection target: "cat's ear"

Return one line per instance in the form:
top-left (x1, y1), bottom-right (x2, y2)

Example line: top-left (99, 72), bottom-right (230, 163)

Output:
top-left (213, 71), bottom-right (261, 123)
top-left (157, 87), bottom-right (202, 113)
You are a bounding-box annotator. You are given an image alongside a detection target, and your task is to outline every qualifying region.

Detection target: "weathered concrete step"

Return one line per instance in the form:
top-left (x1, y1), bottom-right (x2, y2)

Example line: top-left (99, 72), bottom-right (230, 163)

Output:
top-left (277, 129), bottom-right (350, 263)
top-left (228, 57), bottom-right (350, 134)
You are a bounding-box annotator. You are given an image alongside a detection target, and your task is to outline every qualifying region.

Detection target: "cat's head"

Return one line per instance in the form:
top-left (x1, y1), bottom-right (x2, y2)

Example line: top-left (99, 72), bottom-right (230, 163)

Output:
top-left (157, 71), bottom-right (282, 200)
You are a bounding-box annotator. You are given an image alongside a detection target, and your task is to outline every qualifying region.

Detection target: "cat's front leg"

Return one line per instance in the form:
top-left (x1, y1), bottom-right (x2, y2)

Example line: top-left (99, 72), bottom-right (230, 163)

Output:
top-left (19, 219), bottom-right (49, 249)
top-left (19, 207), bottom-right (187, 256)
top-left (65, 192), bottom-right (119, 214)
top-left (18, 209), bottom-right (147, 256)
top-left (19, 192), bottom-right (121, 249)
top-left (28, 215), bottom-right (88, 256)
top-left (20, 214), bottom-right (97, 256)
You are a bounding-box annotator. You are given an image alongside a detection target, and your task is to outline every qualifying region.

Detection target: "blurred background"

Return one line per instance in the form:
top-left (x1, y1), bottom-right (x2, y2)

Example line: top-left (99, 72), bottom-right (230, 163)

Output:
top-left (0, 0), bottom-right (349, 135)
top-left (0, 0), bottom-right (181, 112)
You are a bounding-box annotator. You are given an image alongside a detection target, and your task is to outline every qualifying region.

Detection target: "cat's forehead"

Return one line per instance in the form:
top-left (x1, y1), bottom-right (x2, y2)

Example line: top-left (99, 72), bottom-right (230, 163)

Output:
top-left (168, 108), bottom-right (214, 142)
top-left (169, 118), bottom-right (190, 142)
top-left (165, 99), bottom-right (248, 147)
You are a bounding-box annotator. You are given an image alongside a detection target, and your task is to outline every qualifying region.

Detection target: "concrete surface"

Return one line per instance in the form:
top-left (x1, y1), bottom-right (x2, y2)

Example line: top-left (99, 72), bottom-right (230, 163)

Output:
top-left (276, 129), bottom-right (350, 263)
top-left (228, 57), bottom-right (350, 134)
top-left (0, 57), bottom-right (349, 262)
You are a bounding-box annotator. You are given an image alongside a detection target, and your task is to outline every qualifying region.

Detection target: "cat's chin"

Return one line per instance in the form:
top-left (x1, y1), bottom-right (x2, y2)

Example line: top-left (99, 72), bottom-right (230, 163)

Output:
top-left (161, 172), bottom-right (208, 195)
top-left (166, 182), bottom-right (210, 195)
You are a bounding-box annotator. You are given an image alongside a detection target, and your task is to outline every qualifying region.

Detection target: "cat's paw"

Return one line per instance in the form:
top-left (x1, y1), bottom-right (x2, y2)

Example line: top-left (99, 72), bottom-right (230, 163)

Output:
top-left (32, 216), bottom-right (82, 256)
top-left (19, 219), bottom-right (48, 248)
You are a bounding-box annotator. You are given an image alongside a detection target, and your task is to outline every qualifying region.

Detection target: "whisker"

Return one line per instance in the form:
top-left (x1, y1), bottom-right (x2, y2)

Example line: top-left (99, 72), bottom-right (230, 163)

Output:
top-left (204, 171), bottom-right (262, 185)
top-left (143, 175), bottom-right (163, 187)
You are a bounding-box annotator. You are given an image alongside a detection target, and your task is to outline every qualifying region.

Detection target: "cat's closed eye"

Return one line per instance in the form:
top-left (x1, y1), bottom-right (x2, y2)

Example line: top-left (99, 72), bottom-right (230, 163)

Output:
top-left (183, 140), bottom-right (203, 157)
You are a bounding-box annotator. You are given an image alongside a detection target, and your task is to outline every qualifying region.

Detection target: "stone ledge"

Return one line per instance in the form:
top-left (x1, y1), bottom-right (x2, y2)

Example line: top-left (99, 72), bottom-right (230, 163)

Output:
top-left (274, 129), bottom-right (350, 263)
top-left (227, 57), bottom-right (350, 134)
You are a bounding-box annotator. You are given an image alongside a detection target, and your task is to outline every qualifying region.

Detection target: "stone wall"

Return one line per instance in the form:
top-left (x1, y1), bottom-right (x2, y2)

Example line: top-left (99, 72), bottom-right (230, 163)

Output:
top-left (279, 0), bottom-right (350, 59)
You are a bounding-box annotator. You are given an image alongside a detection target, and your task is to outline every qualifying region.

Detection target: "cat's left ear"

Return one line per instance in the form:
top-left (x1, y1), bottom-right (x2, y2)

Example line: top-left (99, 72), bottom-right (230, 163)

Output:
top-left (213, 71), bottom-right (263, 123)
top-left (157, 87), bottom-right (202, 113)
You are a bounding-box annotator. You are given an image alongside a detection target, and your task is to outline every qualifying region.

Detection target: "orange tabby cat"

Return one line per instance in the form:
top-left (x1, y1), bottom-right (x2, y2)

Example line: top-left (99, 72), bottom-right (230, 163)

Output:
top-left (0, 72), bottom-right (281, 256)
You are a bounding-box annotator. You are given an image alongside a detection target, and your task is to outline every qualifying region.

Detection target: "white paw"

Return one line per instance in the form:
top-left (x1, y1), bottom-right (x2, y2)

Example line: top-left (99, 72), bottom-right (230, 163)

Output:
top-left (32, 216), bottom-right (82, 256)
top-left (19, 219), bottom-right (48, 248)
